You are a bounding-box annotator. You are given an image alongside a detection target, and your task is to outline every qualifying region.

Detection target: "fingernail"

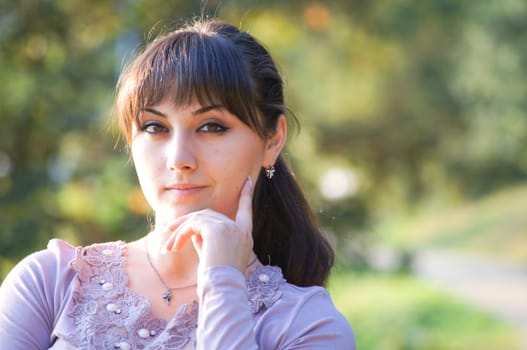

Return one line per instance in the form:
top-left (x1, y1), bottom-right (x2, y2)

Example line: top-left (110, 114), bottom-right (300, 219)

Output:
top-left (247, 176), bottom-right (253, 189)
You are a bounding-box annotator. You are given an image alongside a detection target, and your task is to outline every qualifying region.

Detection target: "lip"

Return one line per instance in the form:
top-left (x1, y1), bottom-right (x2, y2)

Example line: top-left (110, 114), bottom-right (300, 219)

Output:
top-left (164, 184), bottom-right (208, 201)
top-left (165, 184), bottom-right (207, 191)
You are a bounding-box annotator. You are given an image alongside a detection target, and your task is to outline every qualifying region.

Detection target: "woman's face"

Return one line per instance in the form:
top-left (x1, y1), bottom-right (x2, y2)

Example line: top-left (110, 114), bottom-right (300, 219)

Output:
top-left (130, 97), bottom-right (280, 224)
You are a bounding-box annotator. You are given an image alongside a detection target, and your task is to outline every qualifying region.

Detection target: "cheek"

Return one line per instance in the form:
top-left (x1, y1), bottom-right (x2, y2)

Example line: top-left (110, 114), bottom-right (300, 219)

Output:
top-left (215, 144), bottom-right (263, 177)
top-left (133, 141), bottom-right (164, 170)
top-left (210, 143), bottom-right (262, 199)
top-left (132, 146), bottom-right (162, 191)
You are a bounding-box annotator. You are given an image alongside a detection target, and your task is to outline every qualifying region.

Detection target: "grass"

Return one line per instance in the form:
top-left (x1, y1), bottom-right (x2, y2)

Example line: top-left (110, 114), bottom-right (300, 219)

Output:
top-left (329, 268), bottom-right (523, 350)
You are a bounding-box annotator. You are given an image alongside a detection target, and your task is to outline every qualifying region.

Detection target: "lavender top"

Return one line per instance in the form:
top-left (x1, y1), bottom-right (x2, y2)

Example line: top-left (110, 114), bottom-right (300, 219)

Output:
top-left (0, 239), bottom-right (355, 349)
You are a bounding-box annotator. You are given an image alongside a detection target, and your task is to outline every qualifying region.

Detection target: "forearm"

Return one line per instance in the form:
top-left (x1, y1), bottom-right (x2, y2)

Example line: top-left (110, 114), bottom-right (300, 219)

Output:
top-left (196, 265), bottom-right (258, 350)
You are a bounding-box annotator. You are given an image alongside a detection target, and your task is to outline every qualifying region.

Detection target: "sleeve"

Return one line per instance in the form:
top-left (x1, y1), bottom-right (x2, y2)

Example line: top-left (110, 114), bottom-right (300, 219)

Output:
top-left (196, 265), bottom-right (258, 350)
top-left (256, 286), bottom-right (356, 350)
top-left (0, 240), bottom-right (74, 349)
top-left (278, 288), bottom-right (356, 349)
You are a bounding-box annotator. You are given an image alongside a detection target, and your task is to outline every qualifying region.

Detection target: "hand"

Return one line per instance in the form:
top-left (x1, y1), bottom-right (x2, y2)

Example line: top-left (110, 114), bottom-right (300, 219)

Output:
top-left (161, 177), bottom-right (254, 272)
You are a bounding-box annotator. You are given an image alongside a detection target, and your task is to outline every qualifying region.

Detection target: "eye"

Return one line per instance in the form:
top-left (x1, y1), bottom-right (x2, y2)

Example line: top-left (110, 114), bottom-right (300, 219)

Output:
top-left (198, 122), bottom-right (229, 133)
top-left (140, 122), bottom-right (168, 135)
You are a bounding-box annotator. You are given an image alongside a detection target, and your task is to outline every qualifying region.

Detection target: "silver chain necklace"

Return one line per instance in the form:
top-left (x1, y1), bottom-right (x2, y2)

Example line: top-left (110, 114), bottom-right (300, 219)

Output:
top-left (144, 236), bottom-right (260, 306)
top-left (144, 237), bottom-right (197, 305)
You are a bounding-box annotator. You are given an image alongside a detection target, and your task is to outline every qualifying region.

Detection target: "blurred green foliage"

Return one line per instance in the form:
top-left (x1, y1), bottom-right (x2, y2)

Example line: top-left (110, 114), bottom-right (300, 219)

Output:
top-left (1, 0), bottom-right (526, 270)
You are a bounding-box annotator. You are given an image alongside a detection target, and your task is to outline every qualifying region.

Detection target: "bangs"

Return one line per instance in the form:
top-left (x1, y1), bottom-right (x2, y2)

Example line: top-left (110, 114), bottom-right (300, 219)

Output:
top-left (116, 29), bottom-right (263, 143)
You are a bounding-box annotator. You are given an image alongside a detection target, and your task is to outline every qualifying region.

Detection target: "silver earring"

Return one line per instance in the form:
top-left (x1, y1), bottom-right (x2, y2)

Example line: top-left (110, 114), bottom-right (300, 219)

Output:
top-left (265, 165), bottom-right (276, 179)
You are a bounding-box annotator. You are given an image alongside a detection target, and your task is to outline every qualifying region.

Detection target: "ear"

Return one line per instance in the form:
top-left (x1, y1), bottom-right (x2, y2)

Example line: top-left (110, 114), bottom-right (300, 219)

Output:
top-left (263, 115), bottom-right (287, 166)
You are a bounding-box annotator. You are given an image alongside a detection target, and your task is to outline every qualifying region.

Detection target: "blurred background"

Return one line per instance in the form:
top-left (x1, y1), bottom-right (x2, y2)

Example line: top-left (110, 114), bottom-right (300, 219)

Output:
top-left (1, 0), bottom-right (526, 349)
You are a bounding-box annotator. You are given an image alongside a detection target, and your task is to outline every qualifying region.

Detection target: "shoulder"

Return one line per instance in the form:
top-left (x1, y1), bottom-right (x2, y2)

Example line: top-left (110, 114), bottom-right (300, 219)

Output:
top-left (2, 239), bottom-right (77, 289)
top-left (0, 239), bottom-right (79, 343)
top-left (1, 239), bottom-right (125, 301)
top-left (67, 240), bottom-right (126, 274)
top-left (248, 265), bottom-right (346, 320)
top-left (251, 266), bottom-right (356, 349)
top-left (280, 282), bottom-right (354, 333)
top-left (0, 239), bottom-right (84, 307)
top-left (0, 239), bottom-right (127, 348)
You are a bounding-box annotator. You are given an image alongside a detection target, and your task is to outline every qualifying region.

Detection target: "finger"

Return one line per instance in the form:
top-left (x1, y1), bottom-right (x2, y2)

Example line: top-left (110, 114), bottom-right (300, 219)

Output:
top-left (173, 221), bottom-right (202, 251)
top-left (165, 209), bottom-right (225, 232)
top-left (161, 210), bottom-right (228, 253)
top-left (159, 216), bottom-right (187, 252)
top-left (191, 234), bottom-right (203, 251)
top-left (161, 215), bottom-right (197, 253)
top-left (235, 176), bottom-right (253, 234)
top-left (166, 212), bottom-right (195, 232)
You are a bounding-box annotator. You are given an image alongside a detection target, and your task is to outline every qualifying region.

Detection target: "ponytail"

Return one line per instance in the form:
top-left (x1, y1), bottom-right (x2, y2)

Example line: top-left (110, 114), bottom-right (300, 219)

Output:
top-left (252, 156), bottom-right (334, 286)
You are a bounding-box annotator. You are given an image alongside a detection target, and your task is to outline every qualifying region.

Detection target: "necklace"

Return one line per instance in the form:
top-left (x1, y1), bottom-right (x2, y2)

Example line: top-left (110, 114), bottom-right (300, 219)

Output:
top-left (144, 236), bottom-right (260, 306)
top-left (144, 238), bottom-right (197, 305)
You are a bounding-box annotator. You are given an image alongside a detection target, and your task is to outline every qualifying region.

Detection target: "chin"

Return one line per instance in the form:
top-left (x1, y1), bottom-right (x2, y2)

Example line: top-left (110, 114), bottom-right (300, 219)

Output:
top-left (160, 204), bottom-right (206, 217)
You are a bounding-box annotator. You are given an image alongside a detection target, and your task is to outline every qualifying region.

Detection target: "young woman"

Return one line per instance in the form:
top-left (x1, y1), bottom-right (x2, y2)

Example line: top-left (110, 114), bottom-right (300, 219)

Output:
top-left (0, 19), bottom-right (355, 349)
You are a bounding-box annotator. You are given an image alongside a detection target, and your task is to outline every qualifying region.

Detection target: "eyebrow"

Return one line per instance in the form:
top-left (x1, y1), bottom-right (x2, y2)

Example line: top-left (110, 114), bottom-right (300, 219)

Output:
top-left (142, 107), bottom-right (166, 117)
top-left (141, 104), bottom-right (223, 118)
top-left (191, 104), bottom-right (223, 116)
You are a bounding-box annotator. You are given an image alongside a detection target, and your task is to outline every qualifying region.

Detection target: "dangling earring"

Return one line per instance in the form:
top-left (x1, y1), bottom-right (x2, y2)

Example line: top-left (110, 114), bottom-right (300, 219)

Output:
top-left (265, 165), bottom-right (276, 179)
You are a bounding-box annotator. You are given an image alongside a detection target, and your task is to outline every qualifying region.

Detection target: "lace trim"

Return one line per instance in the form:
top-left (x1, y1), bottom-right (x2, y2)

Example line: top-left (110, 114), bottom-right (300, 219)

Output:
top-left (64, 242), bottom-right (284, 349)
top-left (247, 265), bottom-right (285, 314)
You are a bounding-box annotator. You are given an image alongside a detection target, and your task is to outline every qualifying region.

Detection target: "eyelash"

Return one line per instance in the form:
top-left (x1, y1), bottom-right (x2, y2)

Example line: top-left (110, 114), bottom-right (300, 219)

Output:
top-left (198, 122), bottom-right (229, 133)
top-left (140, 122), bottom-right (168, 134)
top-left (139, 121), bottom-right (229, 135)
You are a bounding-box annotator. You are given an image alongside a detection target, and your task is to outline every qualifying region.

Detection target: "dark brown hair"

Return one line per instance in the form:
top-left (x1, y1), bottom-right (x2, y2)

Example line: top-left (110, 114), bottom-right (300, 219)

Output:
top-left (115, 19), bottom-right (334, 286)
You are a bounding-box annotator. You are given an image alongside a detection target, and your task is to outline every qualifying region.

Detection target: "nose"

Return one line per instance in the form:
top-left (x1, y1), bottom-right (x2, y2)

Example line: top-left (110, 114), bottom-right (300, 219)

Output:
top-left (166, 133), bottom-right (197, 172)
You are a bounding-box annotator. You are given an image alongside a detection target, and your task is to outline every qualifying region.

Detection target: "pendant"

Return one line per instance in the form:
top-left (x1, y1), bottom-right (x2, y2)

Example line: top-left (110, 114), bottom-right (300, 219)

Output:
top-left (162, 288), bottom-right (172, 305)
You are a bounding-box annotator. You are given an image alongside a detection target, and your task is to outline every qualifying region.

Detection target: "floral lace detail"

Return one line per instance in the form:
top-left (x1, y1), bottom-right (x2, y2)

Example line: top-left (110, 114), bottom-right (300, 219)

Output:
top-left (247, 265), bottom-right (285, 314)
top-left (63, 242), bottom-right (284, 349)
top-left (65, 242), bottom-right (197, 349)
